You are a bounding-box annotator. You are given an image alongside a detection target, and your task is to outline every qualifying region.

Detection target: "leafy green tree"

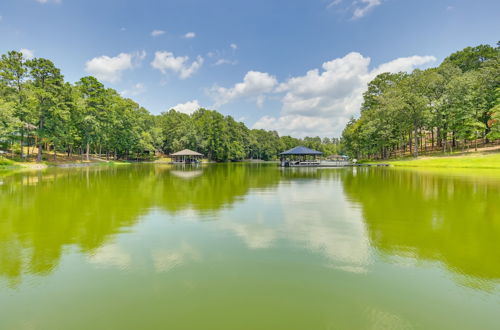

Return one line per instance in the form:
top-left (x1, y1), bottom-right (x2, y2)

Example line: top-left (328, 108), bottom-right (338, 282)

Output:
top-left (158, 109), bottom-right (193, 154)
top-left (249, 129), bottom-right (282, 160)
top-left (342, 118), bottom-right (363, 159)
top-left (342, 42), bottom-right (499, 159)
top-left (280, 136), bottom-right (300, 152)
top-left (26, 58), bottom-right (64, 162)
top-left (443, 44), bottom-right (499, 72)
top-left (192, 109), bottom-right (230, 161)
top-left (443, 71), bottom-right (485, 151)
top-left (487, 88), bottom-right (500, 140)
top-left (44, 82), bottom-right (73, 159)
top-left (0, 99), bottom-right (19, 144)
top-left (0, 51), bottom-right (30, 157)
top-left (75, 76), bottom-right (108, 160)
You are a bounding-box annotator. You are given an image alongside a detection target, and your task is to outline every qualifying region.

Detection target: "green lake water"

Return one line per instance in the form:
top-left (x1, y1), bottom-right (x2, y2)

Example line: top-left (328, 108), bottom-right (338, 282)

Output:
top-left (0, 164), bottom-right (499, 329)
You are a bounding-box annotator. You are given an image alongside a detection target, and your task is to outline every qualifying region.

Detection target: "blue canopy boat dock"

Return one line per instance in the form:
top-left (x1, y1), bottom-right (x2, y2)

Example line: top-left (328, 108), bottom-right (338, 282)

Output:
top-left (279, 146), bottom-right (388, 167)
top-left (280, 146), bottom-right (323, 167)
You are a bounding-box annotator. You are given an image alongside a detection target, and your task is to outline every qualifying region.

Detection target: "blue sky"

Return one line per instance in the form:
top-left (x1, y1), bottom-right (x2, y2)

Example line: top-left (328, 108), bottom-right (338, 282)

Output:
top-left (0, 0), bottom-right (499, 137)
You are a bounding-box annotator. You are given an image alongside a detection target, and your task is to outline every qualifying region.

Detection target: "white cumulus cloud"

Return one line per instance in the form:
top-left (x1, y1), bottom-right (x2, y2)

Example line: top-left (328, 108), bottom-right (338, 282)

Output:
top-left (371, 55), bottom-right (437, 76)
top-left (184, 32), bottom-right (196, 38)
top-left (170, 100), bottom-right (201, 114)
top-left (85, 51), bottom-right (145, 83)
top-left (151, 51), bottom-right (203, 79)
top-left (230, 43), bottom-right (238, 50)
top-left (252, 52), bottom-right (436, 137)
top-left (253, 114), bottom-right (348, 138)
top-left (210, 71), bottom-right (278, 107)
top-left (20, 48), bottom-right (35, 60)
top-left (151, 29), bottom-right (165, 37)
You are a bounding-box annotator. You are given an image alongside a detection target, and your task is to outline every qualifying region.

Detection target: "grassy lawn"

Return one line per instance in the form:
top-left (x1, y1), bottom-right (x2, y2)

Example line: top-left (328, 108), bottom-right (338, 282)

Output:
top-left (0, 156), bottom-right (17, 166)
top-left (385, 152), bottom-right (500, 169)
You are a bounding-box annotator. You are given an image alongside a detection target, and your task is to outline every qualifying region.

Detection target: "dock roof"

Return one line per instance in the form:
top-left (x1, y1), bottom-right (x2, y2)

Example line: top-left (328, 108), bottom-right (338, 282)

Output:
top-left (171, 149), bottom-right (203, 156)
top-left (280, 146), bottom-right (323, 156)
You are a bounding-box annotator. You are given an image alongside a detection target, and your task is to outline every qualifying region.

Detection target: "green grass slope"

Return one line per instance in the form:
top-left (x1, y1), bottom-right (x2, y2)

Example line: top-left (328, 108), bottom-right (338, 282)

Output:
top-left (387, 152), bottom-right (500, 169)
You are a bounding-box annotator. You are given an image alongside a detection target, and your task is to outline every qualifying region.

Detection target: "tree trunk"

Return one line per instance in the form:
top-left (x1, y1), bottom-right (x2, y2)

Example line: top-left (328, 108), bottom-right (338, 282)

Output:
top-left (413, 126), bottom-right (419, 157)
top-left (431, 129), bottom-right (434, 150)
top-left (86, 142), bottom-right (90, 161)
top-left (36, 118), bottom-right (43, 163)
top-left (32, 140), bottom-right (36, 155)
top-left (20, 130), bottom-right (24, 159)
top-left (408, 132), bottom-right (412, 156)
top-left (422, 130), bottom-right (425, 152)
top-left (37, 141), bottom-right (43, 162)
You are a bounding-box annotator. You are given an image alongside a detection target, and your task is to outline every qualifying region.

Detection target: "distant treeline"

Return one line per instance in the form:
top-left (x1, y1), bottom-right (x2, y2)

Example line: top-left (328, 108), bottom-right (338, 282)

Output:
top-left (342, 42), bottom-right (500, 159)
top-left (157, 109), bottom-right (341, 161)
top-left (0, 51), bottom-right (340, 162)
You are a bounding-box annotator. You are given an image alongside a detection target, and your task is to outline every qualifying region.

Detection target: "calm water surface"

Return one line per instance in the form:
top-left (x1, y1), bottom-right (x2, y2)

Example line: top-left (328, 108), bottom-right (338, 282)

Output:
top-left (0, 164), bottom-right (499, 329)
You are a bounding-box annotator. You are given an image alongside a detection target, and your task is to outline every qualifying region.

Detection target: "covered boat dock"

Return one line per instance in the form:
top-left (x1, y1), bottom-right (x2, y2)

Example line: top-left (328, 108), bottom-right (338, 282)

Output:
top-left (170, 149), bottom-right (203, 164)
top-left (279, 146), bottom-right (323, 167)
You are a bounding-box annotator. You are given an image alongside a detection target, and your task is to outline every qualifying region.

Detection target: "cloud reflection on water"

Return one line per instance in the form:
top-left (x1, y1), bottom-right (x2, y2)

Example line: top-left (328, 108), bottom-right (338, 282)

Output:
top-left (1, 165), bottom-right (499, 290)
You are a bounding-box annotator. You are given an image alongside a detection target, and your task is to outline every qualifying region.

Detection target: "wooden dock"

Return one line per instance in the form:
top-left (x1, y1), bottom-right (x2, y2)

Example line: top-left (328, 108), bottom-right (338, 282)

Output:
top-left (280, 161), bottom-right (390, 168)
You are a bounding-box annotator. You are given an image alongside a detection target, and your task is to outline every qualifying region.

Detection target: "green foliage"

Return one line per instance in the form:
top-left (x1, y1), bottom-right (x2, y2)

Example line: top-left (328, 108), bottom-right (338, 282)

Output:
top-left (342, 42), bottom-right (500, 159)
top-left (0, 99), bottom-right (19, 139)
top-left (487, 88), bottom-right (500, 140)
top-left (443, 44), bottom-right (499, 72)
top-left (155, 108), bottom-right (341, 162)
top-left (0, 51), bottom-right (345, 163)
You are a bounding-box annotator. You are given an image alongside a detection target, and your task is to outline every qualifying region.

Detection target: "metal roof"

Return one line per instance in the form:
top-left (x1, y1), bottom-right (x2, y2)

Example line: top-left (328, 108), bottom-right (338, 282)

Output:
top-left (170, 149), bottom-right (203, 156)
top-left (280, 146), bottom-right (323, 155)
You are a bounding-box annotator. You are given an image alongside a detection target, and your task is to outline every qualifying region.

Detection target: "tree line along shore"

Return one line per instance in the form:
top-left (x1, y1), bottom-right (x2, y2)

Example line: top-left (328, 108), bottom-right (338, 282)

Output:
top-left (342, 42), bottom-right (500, 159)
top-left (0, 51), bottom-right (340, 164)
top-left (1, 42), bottom-right (499, 166)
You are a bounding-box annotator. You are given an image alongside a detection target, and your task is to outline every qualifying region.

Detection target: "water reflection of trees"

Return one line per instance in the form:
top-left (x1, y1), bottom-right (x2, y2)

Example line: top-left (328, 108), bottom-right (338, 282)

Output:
top-left (341, 168), bottom-right (500, 284)
top-left (2, 165), bottom-right (499, 287)
top-left (153, 164), bottom-right (281, 214)
top-left (0, 164), bottom-right (282, 285)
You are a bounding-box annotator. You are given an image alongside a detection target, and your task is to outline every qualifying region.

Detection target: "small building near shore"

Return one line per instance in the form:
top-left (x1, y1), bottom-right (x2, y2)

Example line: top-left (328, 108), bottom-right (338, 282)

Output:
top-left (170, 149), bottom-right (203, 164)
top-left (279, 146), bottom-right (323, 167)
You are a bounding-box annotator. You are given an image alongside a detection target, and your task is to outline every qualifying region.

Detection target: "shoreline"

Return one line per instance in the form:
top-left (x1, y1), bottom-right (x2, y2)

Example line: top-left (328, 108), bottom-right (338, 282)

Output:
top-left (2, 151), bottom-right (500, 171)
top-left (0, 159), bottom-right (132, 172)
